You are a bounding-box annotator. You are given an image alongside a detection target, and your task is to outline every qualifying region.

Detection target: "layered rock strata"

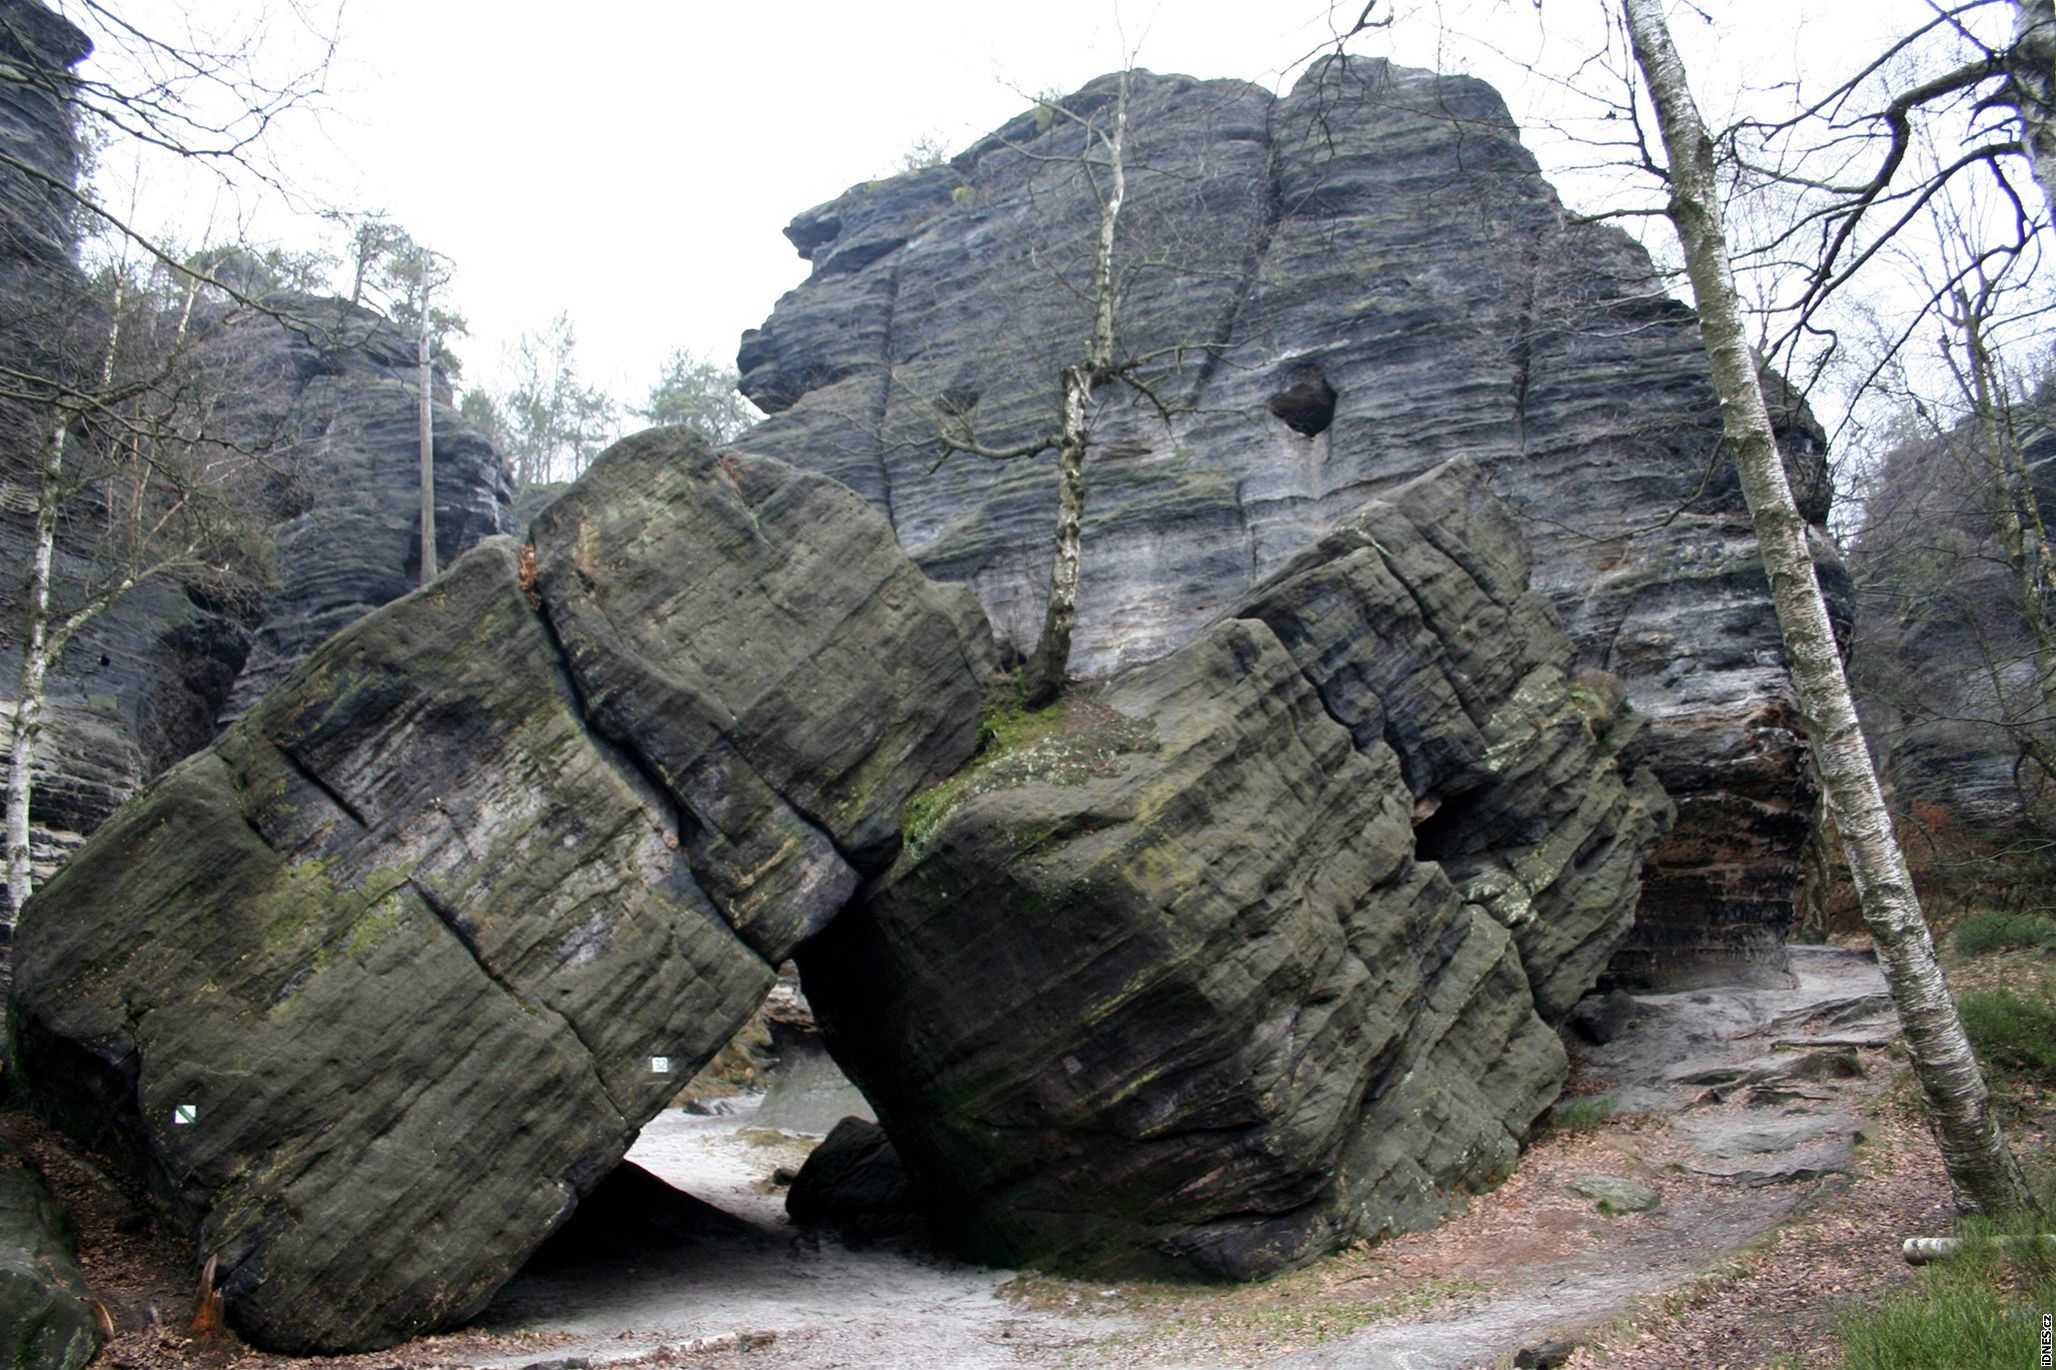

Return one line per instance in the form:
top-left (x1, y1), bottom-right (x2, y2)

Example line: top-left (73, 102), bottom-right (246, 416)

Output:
top-left (797, 459), bottom-right (1669, 1278)
top-left (213, 294), bottom-right (515, 721)
top-left (2, 297), bottom-right (512, 931)
top-left (8, 432), bottom-right (994, 1352)
top-left (0, 5), bottom-right (513, 923)
top-left (738, 56), bottom-right (1838, 987)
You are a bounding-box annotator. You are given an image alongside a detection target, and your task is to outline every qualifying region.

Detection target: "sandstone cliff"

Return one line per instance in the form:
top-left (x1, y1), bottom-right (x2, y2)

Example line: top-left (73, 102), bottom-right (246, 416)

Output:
top-left (0, 5), bottom-right (515, 932)
top-left (736, 58), bottom-right (1843, 988)
top-left (1852, 380), bottom-right (2056, 840)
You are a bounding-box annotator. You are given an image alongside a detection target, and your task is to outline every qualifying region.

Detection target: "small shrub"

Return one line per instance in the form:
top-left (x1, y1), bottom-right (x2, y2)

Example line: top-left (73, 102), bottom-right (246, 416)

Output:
top-left (1954, 909), bottom-right (2056, 957)
top-left (1959, 986), bottom-right (2056, 1091)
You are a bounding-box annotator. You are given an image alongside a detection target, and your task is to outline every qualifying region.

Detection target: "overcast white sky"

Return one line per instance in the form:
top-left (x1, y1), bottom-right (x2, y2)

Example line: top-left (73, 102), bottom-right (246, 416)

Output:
top-left (66, 0), bottom-right (1986, 419)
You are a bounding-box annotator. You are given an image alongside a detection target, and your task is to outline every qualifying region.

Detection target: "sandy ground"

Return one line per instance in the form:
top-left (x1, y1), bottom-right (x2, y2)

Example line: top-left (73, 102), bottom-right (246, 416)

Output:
top-left (459, 946), bottom-right (1906, 1370)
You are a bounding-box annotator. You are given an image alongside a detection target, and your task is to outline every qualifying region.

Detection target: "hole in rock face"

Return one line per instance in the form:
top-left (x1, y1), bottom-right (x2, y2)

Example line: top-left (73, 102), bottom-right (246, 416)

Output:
top-left (484, 965), bottom-right (885, 1327)
top-left (1267, 362), bottom-right (1337, 437)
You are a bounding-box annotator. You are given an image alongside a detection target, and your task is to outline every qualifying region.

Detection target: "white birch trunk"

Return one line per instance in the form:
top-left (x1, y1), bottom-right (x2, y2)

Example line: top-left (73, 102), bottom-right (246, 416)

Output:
top-left (1623, 0), bottom-right (2030, 1216)
top-left (2011, 1), bottom-right (2056, 213)
top-left (418, 275), bottom-right (437, 585)
top-left (1023, 367), bottom-right (1092, 707)
top-left (5, 414), bottom-right (69, 928)
top-left (1022, 69), bottom-right (1129, 708)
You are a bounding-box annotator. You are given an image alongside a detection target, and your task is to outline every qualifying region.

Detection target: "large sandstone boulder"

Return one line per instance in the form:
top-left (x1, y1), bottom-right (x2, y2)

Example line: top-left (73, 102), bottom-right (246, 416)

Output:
top-left (737, 57), bottom-right (1839, 989)
top-left (7, 433), bottom-right (995, 1353)
top-left (797, 459), bottom-right (1669, 1278)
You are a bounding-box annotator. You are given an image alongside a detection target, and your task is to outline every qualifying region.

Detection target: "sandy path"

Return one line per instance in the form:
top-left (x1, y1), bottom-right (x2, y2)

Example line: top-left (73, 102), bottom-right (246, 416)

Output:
top-left (472, 946), bottom-right (1897, 1370)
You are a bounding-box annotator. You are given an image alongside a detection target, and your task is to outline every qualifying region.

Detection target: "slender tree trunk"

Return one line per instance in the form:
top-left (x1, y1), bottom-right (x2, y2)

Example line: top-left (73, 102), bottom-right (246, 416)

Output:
top-left (417, 275), bottom-right (437, 585)
top-left (1624, 0), bottom-right (2030, 1215)
top-left (1021, 69), bottom-right (1129, 709)
top-left (2010, 1), bottom-right (2056, 209)
top-left (5, 413), bottom-right (69, 928)
top-left (1023, 366), bottom-right (1091, 708)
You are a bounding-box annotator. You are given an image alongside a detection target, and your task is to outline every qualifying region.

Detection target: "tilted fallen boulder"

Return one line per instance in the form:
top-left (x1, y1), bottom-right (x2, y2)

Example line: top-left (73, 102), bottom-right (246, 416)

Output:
top-left (7, 432), bottom-right (994, 1353)
top-left (797, 458), bottom-right (1670, 1278)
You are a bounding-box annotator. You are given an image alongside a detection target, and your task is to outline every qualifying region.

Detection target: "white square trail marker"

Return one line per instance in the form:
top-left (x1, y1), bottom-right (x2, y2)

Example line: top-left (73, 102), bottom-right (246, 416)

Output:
top-left (650, 1056), bottom-right (671, 1074)
top-left (173, 1104), bottom-right (197, 1126)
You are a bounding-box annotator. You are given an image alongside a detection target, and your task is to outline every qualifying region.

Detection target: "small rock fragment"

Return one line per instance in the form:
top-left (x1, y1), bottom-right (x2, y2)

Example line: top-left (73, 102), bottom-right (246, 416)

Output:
top-left (1568, 1175), bottom-right (1661, 1215)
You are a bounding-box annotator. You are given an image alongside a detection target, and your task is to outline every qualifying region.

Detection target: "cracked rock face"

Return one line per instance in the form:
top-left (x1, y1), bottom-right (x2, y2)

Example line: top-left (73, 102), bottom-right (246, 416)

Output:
top-left (737, 57), bottom-right (1838, 989)
top-left (7, 434), bottom-right (994, 1353)
top-left (529, 429), bottom-right (996, 963)
top-left (798, 459), bottom-right (1669, 1279)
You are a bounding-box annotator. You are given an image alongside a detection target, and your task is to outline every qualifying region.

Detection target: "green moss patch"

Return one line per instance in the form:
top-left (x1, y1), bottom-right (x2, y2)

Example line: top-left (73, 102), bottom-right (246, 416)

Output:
top-left (900, 687), bottom-right (1155, 858)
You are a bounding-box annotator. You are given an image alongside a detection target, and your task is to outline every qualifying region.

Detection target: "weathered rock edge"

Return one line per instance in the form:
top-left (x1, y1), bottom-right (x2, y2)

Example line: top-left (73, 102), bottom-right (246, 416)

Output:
top-left (798, 457), bottom-right (1671, 1280)
top-left (6, 433), bottom-right (993, 1354)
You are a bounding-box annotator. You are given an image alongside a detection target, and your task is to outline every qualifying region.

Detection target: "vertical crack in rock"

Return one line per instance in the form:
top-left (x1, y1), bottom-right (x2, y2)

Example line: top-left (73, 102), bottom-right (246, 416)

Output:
top-left (870, 261), bottom-right (905, 535)
top-left (1186, 94), bottom-right (1284, 409)
top-left (400, 871), bottom-right (629, 1119)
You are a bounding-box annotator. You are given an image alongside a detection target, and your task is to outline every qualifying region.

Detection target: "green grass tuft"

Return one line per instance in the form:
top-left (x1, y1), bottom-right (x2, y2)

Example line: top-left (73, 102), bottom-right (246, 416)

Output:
top-left (1959, 986), bottom-right (2056, 1091)
top-left (898, 687), bottom-right (1153, 860)
top-left (1838, 1201), bottom-right (2056, 1370)
top-left (1548, 1095), bottom-right (1613, 1134)
top-left (1954, 909), bottom-right (2056, 957)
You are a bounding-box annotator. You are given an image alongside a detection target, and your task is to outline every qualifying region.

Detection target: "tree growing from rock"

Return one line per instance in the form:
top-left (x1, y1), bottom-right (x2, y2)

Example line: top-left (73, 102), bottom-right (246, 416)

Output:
top-left (1621, 0), bottom-right (2031, 1215)
top-left (900, 67), bottom-right (1211, 708)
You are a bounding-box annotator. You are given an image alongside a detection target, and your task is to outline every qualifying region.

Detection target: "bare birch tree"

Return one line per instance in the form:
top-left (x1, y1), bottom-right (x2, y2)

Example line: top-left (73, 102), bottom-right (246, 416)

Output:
top-left (3, 256), bottom-right (279, 932)
top-left (1621, 0), bottom-right (2030, 1215)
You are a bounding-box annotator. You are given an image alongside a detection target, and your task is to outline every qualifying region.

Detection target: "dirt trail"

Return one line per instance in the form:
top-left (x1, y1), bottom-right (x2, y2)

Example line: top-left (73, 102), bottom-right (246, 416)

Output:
top-left (468, 946), bottom-right (1898, 1370)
